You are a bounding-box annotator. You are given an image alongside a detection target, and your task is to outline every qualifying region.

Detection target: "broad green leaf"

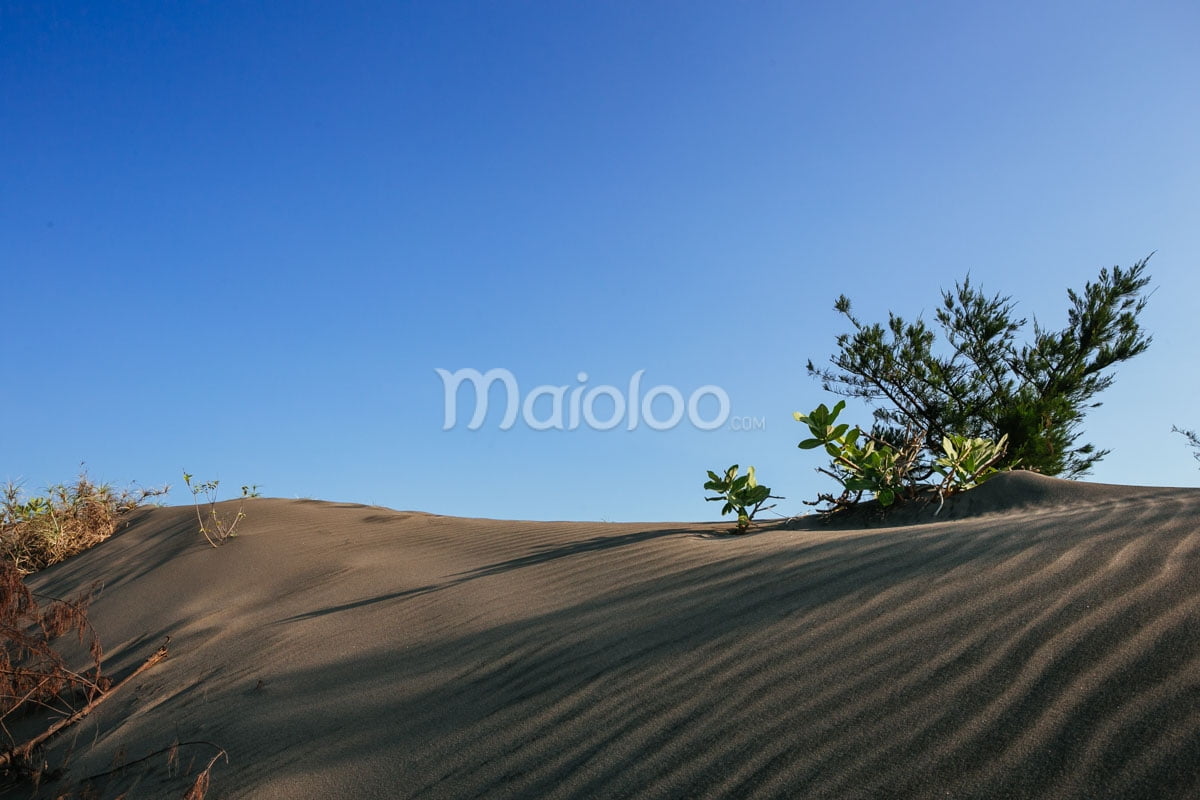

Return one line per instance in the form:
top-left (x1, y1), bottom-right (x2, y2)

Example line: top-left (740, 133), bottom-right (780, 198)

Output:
top-left (746, 485), bottom-right (770, 504)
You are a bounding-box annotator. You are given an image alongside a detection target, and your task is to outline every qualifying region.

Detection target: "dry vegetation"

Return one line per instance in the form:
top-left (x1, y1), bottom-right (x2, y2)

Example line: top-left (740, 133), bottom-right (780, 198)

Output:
top-left (0, 471), bottom-right (221, 796)
top-left (1, 471), bottom-right (167, 574)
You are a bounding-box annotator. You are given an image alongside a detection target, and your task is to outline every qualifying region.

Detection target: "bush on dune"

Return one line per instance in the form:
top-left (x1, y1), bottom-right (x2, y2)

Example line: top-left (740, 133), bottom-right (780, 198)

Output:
top-left (795, 399), bottom-right (1008, 514)
top-left (807, 256), bottom-right (1154, 479)
top-left (709, 257), bottom-right (1156, 523)
top-left (0, 470), bottom-right (167, 574)
top-left (792, 257), bottom-right (1154, 515)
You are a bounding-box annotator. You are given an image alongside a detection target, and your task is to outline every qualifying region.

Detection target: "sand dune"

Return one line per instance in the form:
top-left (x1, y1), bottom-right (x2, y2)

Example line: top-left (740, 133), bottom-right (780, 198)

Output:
top-left (13, 472), bottom-right (1200, 798)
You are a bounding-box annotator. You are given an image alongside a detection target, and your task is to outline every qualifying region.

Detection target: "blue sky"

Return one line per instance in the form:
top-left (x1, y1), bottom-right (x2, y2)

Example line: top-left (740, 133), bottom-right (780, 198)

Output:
top-left (3, 1), bottom-right (1198, 522)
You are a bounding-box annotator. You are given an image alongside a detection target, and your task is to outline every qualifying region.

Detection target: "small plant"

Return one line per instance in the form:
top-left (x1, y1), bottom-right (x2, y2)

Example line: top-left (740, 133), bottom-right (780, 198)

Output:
top-left (703, 465), bottom-right (779, 533)
top-left (183, 472), bottom-right (260, 548)
top-left (795, 400), bottom-right (921, 510)
top-left (0, 469), bottom-right (167, 572)
top-left (794, 400), bottom-right (1007, 514)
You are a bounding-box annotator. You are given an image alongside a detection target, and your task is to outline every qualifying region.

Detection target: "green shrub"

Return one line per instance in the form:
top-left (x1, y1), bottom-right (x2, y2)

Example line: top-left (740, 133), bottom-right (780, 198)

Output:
top-left (807, 257), bottom-right (1153, 478)
top-left (932, 433), bottom-right (1009, 490)
top-left (794, 400), bottom-right (1007, 514)
top-left (703, 465), bottom-right (779, 533)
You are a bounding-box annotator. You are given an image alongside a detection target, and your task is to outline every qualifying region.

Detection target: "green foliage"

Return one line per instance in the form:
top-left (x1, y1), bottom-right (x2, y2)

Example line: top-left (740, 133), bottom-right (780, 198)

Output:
top-left (932, 433), bottom-right (1009, 490)
top-left (794, 402), bottom-right (1007, 513)
top-left (1, 470), bottom-right (167, 573)
top-left (703, 465), bottom-right (779, 533)
top-left (807, 257), bottom-right (1153, 478)
top-left (183, 472), bottom-right (260, 547)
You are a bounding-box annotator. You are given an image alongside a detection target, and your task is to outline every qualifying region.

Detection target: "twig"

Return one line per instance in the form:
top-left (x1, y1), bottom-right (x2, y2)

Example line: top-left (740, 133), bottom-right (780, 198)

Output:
top-left (74, 739), bottom-right (224, 784)
top-left (0, 638), bottom-right (169, 769)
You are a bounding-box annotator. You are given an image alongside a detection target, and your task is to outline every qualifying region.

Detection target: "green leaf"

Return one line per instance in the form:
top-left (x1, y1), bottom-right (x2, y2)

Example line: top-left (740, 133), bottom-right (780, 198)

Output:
top-left (745, 485), bottom-right (770, 505)
top-left (798, 438), bottom-right (823, 450)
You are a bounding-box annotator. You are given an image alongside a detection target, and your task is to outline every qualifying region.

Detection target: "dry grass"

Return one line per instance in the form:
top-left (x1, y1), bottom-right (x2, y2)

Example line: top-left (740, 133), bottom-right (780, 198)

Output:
top-left (0, 470), bottom-right (167, 574)
top-left (0, 560), bottom-right (104, 787)
top-left (0, 472), bottom-right (227, 797)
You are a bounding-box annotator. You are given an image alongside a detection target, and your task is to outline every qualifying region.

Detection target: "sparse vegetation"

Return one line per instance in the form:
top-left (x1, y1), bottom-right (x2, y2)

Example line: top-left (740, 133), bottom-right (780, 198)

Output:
top-left (0, 562), bottom-right (104, 726)
top-left (184, 472), bottom-right (260, 547)
top-left (0, 560), bottom-right (105, 785)
top-left (795, 400), bottom-right (1008, 514)
top-left (703, 465), bottom-right (780, 533)
top-left (1, 470), bottom-right (167, 574)
top-left (0, 469), bottom-right (233, 795)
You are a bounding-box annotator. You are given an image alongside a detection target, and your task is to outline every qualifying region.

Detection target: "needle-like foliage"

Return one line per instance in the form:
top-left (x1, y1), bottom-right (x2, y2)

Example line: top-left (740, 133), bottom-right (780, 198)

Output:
top-left (806, 256), bottom-right (1154, 478)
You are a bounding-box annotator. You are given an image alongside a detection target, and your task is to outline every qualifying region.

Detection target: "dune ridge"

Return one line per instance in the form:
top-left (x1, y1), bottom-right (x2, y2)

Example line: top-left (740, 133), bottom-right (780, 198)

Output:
top-left (15, 474), bottom-right (1200, 799)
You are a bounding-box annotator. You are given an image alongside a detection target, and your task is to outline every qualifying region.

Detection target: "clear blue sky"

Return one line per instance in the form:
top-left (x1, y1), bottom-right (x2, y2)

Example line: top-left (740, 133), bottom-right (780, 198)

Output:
top-left (3, 1), bottom-right (1198, 521)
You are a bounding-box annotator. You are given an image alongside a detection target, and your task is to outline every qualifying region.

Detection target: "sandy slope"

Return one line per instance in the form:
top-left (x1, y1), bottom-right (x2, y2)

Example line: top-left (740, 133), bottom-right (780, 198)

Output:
top-left (12, 472), bottom-right (1200, 799)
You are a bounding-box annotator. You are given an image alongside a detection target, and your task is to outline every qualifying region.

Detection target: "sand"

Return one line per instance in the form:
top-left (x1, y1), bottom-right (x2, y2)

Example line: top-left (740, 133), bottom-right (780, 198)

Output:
top-left (11, 471), bottom-right (1200, 799)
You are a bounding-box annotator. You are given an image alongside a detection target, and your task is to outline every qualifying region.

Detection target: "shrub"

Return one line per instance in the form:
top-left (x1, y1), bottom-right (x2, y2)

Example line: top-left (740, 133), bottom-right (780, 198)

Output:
top-left (0, 470), bottom-right (167, 573)
top-left (807, 257), bottom-right (1153, 478)
top-left (795, 400), bottom-right (1007, 513)
top-left (703, 465), bottom-right (779, 533)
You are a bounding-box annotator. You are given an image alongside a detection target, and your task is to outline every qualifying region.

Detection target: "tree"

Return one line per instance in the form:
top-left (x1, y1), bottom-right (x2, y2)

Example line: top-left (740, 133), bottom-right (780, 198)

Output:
top-left (807, 256), bottom-right (1154, 478)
